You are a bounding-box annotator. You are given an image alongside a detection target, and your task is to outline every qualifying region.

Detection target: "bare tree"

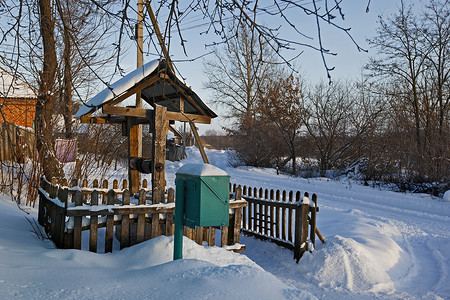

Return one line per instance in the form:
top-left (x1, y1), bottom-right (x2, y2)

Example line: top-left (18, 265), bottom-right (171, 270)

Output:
top-left (367, 0), bottom-right (449, 182)
top-left (257, 74), bottom-right (305, 174)
top-left (203, 24), bottom-right (277, 121)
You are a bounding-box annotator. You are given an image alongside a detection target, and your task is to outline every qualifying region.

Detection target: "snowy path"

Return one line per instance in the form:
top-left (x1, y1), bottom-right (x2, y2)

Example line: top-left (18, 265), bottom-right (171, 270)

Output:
top-left (225, 167), bottom-right (450, 299)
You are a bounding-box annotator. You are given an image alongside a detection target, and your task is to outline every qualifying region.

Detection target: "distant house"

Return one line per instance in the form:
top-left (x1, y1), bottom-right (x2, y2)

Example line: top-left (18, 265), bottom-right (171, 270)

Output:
top-left (0, 67), bottom-right (37, 128)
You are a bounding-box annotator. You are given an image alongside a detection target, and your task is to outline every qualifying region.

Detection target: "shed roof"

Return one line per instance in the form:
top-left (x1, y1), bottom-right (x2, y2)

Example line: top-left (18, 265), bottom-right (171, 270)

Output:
top-left (0, 67), bottom-right (36, 99)
top-left (74, 59), bottom-right (216, 120)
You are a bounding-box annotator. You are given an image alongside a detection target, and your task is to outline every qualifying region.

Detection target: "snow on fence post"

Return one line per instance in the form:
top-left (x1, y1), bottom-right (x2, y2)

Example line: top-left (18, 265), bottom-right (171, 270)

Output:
top-left (89, 190), bottom-right (99, 253)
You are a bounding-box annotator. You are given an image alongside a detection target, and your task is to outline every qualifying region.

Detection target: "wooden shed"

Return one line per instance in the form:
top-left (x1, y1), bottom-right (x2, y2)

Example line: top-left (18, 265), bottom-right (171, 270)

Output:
top-left (0, 67), bottom-right (37, 128)
top-left (74, 59), bottom-right (217, 201)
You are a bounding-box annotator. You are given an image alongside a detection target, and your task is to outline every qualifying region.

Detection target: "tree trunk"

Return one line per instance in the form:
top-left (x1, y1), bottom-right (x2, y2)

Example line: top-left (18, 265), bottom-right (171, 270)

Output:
top-left (62, 21), bottom-right (73, 139)
top-left (36, 0), bottom-right (63, 180)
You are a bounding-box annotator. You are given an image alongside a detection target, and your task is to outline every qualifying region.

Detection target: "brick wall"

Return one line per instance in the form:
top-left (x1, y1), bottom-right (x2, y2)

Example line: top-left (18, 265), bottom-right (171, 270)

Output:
top-left (0, 98), bottom-right (36, 128)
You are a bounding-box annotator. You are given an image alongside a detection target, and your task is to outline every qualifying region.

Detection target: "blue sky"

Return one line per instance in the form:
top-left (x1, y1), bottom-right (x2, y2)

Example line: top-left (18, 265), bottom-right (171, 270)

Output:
top-left (121, 0), bottom-right (417, 133)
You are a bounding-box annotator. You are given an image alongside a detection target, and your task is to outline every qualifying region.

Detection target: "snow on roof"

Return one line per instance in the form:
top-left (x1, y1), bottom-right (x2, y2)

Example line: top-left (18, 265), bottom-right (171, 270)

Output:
top-left (176, 163), bottom-right (229, 177)
top-left (74, 60), bottom-right (160, 118)
top-left (0, 68), bottom-right (36, 99)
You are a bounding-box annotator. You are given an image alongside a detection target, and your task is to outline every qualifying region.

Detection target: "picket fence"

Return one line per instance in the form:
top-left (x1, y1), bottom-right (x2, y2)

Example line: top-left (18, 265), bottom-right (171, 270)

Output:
top-left (38, 177), bottom-right (322, 261)
top-left (231, 184), bottom-right (324, 261)
top-left (38, 177), bottom-right (247, 253)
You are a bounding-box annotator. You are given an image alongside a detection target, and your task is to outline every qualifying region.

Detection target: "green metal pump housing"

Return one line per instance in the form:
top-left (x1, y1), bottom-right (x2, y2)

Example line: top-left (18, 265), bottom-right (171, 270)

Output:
top-left (174, 163), bottom-right (230, 260)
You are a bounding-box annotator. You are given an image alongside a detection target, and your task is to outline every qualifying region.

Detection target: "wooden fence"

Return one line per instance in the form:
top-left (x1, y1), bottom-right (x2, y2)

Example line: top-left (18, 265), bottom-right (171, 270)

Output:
top-left (38, 177), bottom-right (247, 253)
top-left (231, 183), bottom-right (323, 262)
top-left (0, 122), bottom-right (35, 162)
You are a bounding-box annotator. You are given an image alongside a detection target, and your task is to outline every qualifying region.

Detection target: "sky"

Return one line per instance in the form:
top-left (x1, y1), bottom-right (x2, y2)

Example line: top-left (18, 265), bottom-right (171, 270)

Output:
top-left (120, 0), bottom-right (416, 133)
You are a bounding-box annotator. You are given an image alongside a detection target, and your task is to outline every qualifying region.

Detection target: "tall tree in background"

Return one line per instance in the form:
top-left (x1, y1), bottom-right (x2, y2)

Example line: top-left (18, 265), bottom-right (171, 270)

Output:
top-left (368, 0), bottom-right (449, 181)
top-left (257, 74), bottom-right (305, 174)
top-left (203, 24), bottom-right (277, 121)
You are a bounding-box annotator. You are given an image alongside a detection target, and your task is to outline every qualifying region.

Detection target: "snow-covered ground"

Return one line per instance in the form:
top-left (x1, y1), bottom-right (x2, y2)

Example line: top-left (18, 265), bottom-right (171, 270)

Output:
top-left (0, 147), bottom-right (449, 299)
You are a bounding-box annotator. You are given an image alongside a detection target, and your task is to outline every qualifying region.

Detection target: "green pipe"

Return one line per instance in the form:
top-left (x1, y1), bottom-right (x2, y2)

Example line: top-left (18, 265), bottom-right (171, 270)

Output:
top-left (173, 178), bottom-right (185, 260)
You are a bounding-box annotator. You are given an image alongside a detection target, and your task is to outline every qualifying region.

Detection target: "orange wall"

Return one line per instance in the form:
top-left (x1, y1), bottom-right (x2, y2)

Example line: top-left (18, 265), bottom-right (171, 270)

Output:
top-left (0, 98), bottom-right (36, 128)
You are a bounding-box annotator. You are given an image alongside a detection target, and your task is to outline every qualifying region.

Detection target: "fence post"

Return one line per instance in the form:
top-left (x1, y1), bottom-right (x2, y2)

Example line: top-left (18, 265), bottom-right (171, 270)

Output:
top-left (294, 199), bottom-right (309, 262)
top-left (89, 190), bottom-right (99, 252)
top-left (55, 187), bottom-right (68, 248)
top-left (120, 189), bottom-right (131, 249)
top-left (165, 188), bottom-right (175, 236)
top-left (105, 189), bottom-right (115, 253)
top-left (136, 189), bottom-right (146, 243)
top-left (73, 190), bottom-right (83, 250)
top-left (38, 176), bottom-right (46, 226)
top-left (310, 194), bottom-right (317, 248)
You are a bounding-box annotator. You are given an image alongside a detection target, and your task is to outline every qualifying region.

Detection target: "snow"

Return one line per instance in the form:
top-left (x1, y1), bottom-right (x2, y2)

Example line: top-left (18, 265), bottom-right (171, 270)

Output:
top-left (0, 68), bottom-right (36, 98)
top-left (444, 190), bottom-right (450, 202)
top-left (176, 163), bottom-right (228, 177)
top-left (74, 60), bottom-right (160, 118)
top-left (1, 146), bottom-right (450, 299)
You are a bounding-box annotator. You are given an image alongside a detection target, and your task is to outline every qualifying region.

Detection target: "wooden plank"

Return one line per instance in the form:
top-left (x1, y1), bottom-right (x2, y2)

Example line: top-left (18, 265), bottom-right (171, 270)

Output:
top-left (294, 202), bottom-right (309, 262)
top-left (102, 105), bottom-right (154, 119)
top-left (73, 190), bottom-right (83, 250)
top-left (144, 2), bottom-right (174, 72)
top-left (247, 187), bottom-right (252, 231)
top-left (242, 229), bottom-right (294, 250)
top-left (252, 192), bottom-right (258, 232)
top-left (89, 190), bottom-right (99, 252)
top-left (243, 197), bottom-right (295, 209)
top-left (275, 190), bottom-right (280, 239)
top-left (136, 189), bottom-right (146, 243)
top-left (165, 188), bottom-right (174, 236)
top-left (165, 77), bottom-right (207, 116)
top-left (152, 105), bottom-right (167, 205)
top-left (166, 111), bottom-right (211, 124)
top-left (234, 208), bottom-right (242, 244)
top-left (264, 195), bottom-right (269, 235)
top-left (207, 227), bottom-right (215, 246)
top-left (120, 189), bottom-right (131, 249)
top-left (102, 180), bottom-right (108, 204)
top-left (310, 194), bottom-right (317, 247)
top-left (105, 189), bottom-right (115, 253)
top-left (282, 190), bottom-right (287, 240)
top-left (221, 225), bottom-right (229, 246)
top-left (189, 121), bottom-right (209, 163)
top-left (288, 191), bottom-right (294, 243)
top-left (195, 227), bottom-right (203, 245)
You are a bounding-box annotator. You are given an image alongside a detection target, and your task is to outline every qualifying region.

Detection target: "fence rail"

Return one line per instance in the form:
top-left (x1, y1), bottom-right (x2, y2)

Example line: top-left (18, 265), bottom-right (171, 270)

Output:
top-left (38, 177), bottom-right (247, 253)
top-left (231, 183), bottom-right (322, 261)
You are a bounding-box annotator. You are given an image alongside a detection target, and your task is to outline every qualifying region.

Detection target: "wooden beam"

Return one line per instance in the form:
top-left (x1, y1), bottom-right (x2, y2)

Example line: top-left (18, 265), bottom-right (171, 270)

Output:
top-left (169, 124), bottom-right (183, 139)
top-left (189, 121), bottom-right (209, 164)
top-left (166, 111), bottom-right (211, 124)
top-left (165, 77), bottom-right (207, 116)
top-left (152, 105), bottom-right (168, 204)
top-left (144, 2), bottom-right (174, 73)
top-left (102, 105), bottom-right (154, 119)
top-left (106, 75), bottom-right (161, 107)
